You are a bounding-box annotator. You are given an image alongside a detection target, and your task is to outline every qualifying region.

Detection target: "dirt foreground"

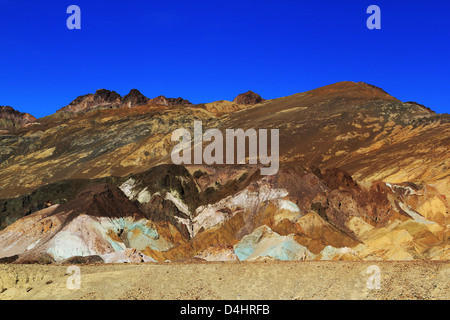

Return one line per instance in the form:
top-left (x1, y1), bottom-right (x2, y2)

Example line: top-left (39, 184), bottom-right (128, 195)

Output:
top-left (0, 261), bottom-right (448, 300)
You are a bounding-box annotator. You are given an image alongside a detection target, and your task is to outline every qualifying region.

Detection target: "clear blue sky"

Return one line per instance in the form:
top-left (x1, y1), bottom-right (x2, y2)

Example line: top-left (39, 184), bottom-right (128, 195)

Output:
top-left (0, 0), bottom-right (449, 118)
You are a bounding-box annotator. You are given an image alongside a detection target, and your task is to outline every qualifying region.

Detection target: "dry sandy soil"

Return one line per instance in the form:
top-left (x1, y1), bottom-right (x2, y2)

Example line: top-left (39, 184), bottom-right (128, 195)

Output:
top-left (0, 261), bottom-right (448, 300)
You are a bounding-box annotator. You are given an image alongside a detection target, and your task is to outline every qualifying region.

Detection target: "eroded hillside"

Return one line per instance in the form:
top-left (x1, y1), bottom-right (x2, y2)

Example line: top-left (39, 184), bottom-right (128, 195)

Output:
top-left (0, 82), bottom-right (448, 263)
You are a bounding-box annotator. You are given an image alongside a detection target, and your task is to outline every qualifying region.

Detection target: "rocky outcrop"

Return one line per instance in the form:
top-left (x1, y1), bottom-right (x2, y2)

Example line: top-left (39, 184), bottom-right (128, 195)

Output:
top-left (57, 89), bottom-right (193, 114)
top-left (232, 91), bottom-right (264, 105)
top-left (0, 106), bottom-right (36, 130)
top-left (0, 184), bottom-right (180, 263)
top-left (58, 255), bottom-right (104, 264)
top-left (148, 95), bottom-right (193, 106)
top-left (57, 89), bottom-right (122, 114)
top-left (233, 225), bottom-right (315, 261)
top-left (405, 101), bottom-right (436, 114)
top-left (122, 89), bottom-right (150, 108)
top-left (195, 244), bottom-right (238, 261)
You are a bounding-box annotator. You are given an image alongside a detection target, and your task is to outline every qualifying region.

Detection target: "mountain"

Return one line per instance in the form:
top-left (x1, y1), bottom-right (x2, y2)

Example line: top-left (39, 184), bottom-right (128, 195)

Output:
top-left (0, 81), bottom-right (448, 263)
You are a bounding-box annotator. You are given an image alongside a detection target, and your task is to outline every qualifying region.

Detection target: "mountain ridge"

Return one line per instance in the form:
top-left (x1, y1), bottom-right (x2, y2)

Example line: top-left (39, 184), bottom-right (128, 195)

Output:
top-left (1, 82), bottom-right (442, 125)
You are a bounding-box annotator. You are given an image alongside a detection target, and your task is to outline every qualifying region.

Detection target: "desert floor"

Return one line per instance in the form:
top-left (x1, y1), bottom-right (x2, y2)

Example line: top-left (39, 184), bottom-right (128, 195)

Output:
top-left (0, 261), bottom-right (448, 300)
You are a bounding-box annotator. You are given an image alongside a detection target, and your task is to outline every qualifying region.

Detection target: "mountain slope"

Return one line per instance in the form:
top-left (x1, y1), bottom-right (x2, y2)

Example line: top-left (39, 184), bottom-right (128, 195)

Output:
top-left (0, 81), bottom-right (448, 263)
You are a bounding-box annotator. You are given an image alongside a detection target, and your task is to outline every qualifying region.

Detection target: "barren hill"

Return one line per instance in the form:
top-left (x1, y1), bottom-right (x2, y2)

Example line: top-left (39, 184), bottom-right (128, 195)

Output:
top-left (0, 81), bottom-right (448, 264)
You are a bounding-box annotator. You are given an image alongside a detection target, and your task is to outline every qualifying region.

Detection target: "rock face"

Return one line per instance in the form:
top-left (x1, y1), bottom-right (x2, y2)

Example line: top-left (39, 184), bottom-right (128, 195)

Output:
top-left (0, 81), bottom-right (448, 263)
top-left (233, 91), bottom-right (264, 105)
top-left (0, 106), bottom-right (36, 130)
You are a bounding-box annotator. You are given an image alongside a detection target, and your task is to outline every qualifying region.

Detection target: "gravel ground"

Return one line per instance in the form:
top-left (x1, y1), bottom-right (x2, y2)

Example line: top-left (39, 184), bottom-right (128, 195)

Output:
top-left (0, 261), bottom-right (448, 300)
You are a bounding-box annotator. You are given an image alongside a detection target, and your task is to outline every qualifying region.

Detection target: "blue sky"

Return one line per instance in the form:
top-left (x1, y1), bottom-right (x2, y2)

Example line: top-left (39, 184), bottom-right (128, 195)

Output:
top-left (0, 0), bottom-right (449, 118)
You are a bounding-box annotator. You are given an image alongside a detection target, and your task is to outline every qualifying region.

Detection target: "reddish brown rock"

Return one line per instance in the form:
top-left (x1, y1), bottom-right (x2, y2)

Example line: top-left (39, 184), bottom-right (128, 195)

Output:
top-left (232, 91), bottom-right (264, 105)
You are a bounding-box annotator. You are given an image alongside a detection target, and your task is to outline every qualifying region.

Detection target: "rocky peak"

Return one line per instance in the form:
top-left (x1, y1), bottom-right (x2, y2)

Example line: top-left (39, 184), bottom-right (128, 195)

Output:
top-left (148, 95), bottom-right (169, 106)
top-left (122, 89), bottom-right (150, 108)
top-left (232, 91), bottom-right (264, 105)
top-left (166, 97), bottom-right (193, 106)
top-left (58, 89), bottom-right (122, 114)
top-left (93, 89), bottom-right (122, 104)
top-left (148, 95), bottom-right (193, 106)
top-left (0, 106), bottom-right (37, 130)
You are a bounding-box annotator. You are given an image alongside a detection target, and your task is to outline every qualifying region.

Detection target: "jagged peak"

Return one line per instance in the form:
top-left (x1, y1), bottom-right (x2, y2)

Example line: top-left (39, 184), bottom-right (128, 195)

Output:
top-left (122, 89), bottom-right (150, 108)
